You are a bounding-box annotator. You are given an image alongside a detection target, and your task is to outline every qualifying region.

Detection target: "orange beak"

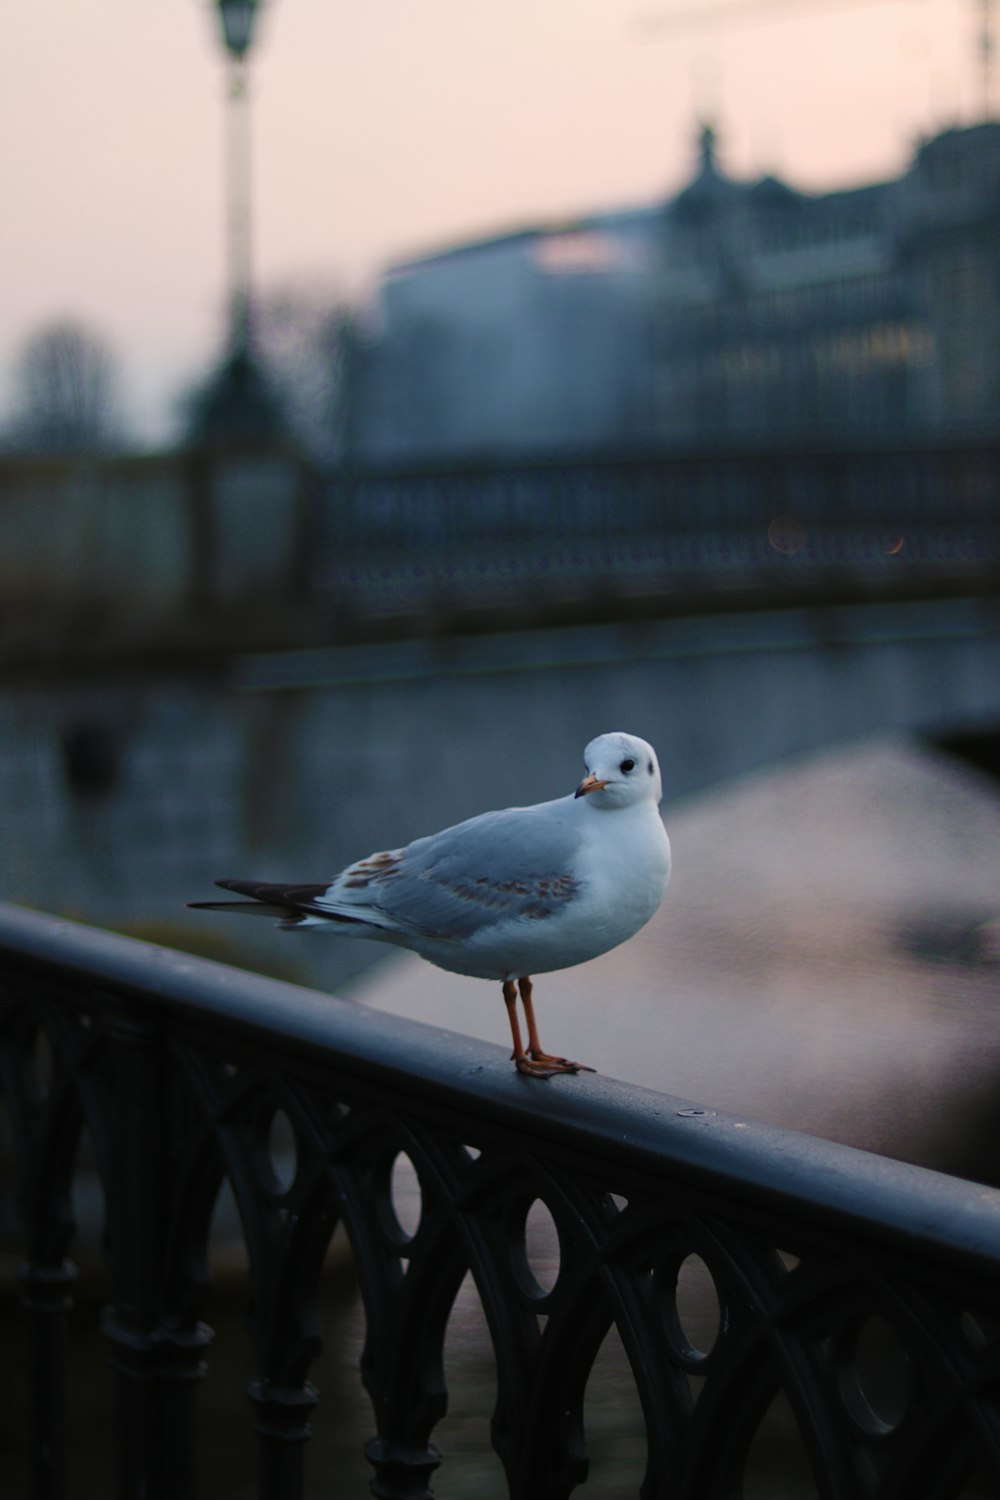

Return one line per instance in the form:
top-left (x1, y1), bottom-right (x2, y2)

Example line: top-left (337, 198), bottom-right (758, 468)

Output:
top-left (575, 773), bottom-right (609, 798)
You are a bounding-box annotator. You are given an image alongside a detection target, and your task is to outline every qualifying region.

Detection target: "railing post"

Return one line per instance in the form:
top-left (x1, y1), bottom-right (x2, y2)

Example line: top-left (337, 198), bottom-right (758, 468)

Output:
top-left (246, 1377), bottom-right (319, 1500)
top-left (157, 1322), bottom-right (216, 1494)
top-left (363, 1437), bottom-right (442, 1500)
top-left (18, 1258), bottom-right (76, 1500)
top-left (100, 1007), bottom-right (209, 1499)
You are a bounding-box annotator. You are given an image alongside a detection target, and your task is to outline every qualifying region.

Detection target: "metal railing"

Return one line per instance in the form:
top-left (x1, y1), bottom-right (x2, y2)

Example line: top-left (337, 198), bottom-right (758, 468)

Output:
top-left (319, 438), bottom-right (1000, 624)
top-left (2, 901), bottom-right (1000, 1499)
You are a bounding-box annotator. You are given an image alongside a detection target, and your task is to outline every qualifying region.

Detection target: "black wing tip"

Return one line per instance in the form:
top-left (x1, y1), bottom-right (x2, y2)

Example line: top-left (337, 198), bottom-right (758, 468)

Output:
top-left (187, 880), bottom-right (297, 916)
top-left (187, 879), bottom-right (343, 924)
top-left (186, 899), bottom-right (296, 917)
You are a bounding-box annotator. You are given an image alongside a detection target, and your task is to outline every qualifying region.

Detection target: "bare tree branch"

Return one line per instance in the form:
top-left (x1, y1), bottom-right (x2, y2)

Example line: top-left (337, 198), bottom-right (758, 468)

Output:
top-left (6, 318), bottom-right (126, 454)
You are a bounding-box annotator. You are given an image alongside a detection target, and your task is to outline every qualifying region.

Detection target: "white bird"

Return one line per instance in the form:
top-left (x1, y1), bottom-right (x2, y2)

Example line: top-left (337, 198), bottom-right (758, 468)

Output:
top-left (189, 731), bottom-right (671, 1078)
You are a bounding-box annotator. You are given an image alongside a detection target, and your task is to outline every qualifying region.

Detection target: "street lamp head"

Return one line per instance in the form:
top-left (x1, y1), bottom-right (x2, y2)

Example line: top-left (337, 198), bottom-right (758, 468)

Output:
top-left (216, 0), bottom-right (260, 60)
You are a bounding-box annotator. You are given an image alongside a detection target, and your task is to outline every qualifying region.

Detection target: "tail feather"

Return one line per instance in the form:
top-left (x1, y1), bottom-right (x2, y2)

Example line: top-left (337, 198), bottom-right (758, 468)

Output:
top-left (187, 879), bottom-right (368, 928)
top-left (186, 900), bottom-right (296, 918)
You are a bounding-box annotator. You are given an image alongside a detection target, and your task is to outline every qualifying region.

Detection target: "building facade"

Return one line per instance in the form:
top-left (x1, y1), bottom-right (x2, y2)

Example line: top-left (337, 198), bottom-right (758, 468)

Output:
top-left (354, 121), bottom-right (1000, 464)
top-left (655, 121), bottom-right (1000, 445)
top-left (356, 209), bottom-right (660, 462)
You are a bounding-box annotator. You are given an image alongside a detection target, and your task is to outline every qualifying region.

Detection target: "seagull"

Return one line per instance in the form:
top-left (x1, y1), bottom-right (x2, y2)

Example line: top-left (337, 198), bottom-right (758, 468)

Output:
top-left (189, 731), bottom-right (671, 1078)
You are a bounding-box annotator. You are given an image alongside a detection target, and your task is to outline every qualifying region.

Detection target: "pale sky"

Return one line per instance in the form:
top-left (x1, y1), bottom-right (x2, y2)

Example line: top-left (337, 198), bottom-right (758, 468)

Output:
top-left (1, 0), bottom-right (983, 440)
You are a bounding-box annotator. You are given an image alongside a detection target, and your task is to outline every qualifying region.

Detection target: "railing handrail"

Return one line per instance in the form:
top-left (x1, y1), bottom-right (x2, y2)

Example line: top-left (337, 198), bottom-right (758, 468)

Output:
top-left (3, 899), bottom-right (999, 1285)
top-left (330, 429), bottom-right (1000, 484)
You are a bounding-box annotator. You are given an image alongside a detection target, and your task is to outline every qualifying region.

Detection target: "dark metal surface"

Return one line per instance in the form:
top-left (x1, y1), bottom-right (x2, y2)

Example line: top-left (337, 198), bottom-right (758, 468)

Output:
top-left (2, 901), bottom-right (1000, 1498)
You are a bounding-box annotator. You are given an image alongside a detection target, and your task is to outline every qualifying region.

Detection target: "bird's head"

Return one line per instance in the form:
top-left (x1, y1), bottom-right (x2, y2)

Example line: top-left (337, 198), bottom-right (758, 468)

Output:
top-left (575, 732), bottom-right (662, 809)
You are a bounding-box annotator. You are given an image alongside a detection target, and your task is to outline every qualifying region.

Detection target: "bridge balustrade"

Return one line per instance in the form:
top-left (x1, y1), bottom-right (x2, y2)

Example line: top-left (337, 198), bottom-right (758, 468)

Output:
top-left (321, 440), bottom-right (1000, 621)
top-left (2, 901), bottom-right (1000, 1499)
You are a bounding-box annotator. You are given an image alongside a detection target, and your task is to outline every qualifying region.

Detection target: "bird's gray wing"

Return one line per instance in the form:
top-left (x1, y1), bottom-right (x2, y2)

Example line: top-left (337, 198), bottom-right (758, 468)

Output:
top-left (318, 800), bottom-right (584, 942)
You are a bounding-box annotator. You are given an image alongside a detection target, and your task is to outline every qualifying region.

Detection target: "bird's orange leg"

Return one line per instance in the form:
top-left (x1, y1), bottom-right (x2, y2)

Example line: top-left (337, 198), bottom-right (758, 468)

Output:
top-left (503, 979), bottom-right (529, 1063)
top-left (514, 976), bottom-right (595, 1077)
top-left (504, 978), bottom-right (557, 1078)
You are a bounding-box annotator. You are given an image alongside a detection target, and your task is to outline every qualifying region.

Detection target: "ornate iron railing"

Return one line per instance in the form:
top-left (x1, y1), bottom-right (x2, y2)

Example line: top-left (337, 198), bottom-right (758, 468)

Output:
top-left (2, 900), bottom-right (1000, 1499)
top-left (319, 439), bottom-right (1000, 623)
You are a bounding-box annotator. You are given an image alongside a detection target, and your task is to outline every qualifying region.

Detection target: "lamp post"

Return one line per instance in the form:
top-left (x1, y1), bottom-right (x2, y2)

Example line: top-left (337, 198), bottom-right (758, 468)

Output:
top-left (978, 0), bottom-right (997, 119)
top-left (191, 0), bottom-right (285, 443)
top-left (215, 0), bottom-right (261, 360)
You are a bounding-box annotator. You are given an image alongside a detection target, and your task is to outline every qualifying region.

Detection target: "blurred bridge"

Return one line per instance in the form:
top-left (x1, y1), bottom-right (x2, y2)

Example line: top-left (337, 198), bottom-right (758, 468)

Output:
top-left (234, 594), bottom-right (1000, 814)
top-left (1, 435), bottom-right (998, 665)
top-left (318, 436), bottom-right (1000, 633)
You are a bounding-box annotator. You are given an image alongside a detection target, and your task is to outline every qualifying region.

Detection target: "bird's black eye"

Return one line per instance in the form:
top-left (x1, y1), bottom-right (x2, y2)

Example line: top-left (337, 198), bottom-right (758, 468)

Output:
top-left (620, 758), bottom-right (636, 773)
